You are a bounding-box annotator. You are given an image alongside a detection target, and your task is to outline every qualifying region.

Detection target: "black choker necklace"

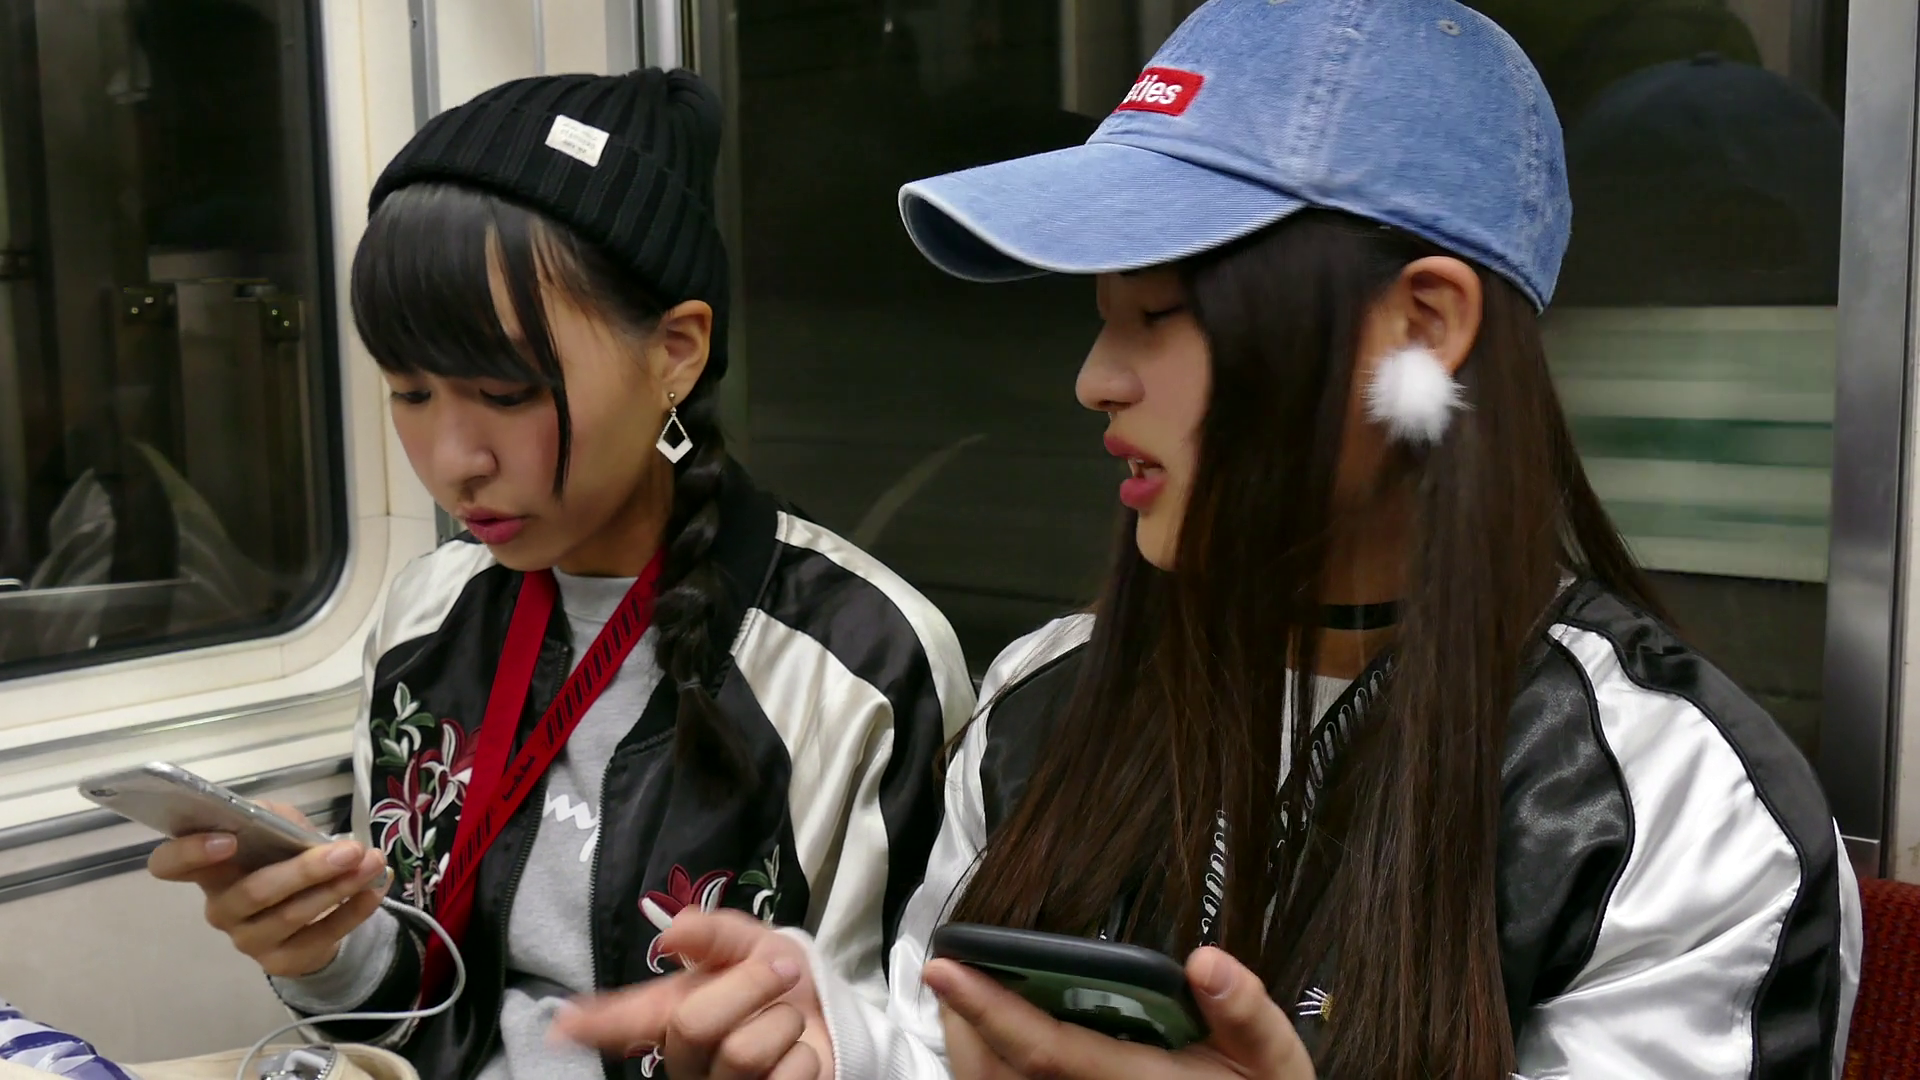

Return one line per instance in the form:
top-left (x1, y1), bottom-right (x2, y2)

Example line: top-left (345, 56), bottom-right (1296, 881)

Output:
top-left (1319, 600), bottom-right (1401, 632)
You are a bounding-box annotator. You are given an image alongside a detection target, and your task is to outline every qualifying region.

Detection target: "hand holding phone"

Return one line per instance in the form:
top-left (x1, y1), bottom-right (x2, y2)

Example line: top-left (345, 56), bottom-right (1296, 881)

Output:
top-left (81, 761), bottom-right (335, 871)
top-left (929, 923), bottom-right (1208, 1050)
top-left (925, 927), bottom-right (1315, 1080)
top-left (82, 762), bottom-right (390, 978)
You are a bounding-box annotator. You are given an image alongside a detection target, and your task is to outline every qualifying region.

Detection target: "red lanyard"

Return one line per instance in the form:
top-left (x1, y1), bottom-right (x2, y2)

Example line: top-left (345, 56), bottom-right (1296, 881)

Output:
top-left (419, 553), bottom-right (665, 996)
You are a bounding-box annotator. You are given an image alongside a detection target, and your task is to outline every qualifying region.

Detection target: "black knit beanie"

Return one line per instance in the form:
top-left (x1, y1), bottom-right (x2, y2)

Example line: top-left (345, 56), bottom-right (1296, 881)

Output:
top-left (369, 68), bottom-right (731, 380)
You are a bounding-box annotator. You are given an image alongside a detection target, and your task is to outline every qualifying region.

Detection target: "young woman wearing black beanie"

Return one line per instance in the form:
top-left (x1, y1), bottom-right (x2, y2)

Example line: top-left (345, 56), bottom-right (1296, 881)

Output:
top-left (148, 68), bottom-right (972, 1080)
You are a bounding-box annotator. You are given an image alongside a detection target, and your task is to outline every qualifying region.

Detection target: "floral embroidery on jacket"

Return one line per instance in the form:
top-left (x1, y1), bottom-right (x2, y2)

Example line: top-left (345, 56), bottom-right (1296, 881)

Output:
top-left (633, 854), bottom-right (785, 1077)
top-left (366, 683), bottom-right (476, 908)
top-left (739, 847), bottom-right (782, 924)
top-left (640, 865), bottom-right (735, 974)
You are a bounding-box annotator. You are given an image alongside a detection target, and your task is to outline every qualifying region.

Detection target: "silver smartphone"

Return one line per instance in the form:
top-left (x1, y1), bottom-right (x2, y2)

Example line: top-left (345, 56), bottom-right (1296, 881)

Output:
top-left (77, 761), bottom-right (335, 872)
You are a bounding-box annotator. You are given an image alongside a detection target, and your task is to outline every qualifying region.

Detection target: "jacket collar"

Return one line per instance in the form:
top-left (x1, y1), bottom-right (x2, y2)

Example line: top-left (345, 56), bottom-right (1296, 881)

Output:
top-left (698, 460), bottom-right (782, 685)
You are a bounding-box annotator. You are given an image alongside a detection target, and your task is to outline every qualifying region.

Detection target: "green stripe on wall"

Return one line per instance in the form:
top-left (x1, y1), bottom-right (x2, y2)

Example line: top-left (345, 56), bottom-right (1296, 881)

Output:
top-left (1569, 417), bottom-right (1832, 469)
top-left (1603, 499), bottom-right (1830, 537)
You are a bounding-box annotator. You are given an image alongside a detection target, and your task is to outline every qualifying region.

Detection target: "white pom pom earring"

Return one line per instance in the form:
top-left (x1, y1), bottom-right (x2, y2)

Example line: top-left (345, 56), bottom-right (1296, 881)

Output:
top-left (1363, 345), bottom-right (1466, 446)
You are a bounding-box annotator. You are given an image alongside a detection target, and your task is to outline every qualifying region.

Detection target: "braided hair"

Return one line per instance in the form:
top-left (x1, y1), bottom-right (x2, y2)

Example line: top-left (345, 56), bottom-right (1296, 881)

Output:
top-left (649, 378), bottom-right (754, 784)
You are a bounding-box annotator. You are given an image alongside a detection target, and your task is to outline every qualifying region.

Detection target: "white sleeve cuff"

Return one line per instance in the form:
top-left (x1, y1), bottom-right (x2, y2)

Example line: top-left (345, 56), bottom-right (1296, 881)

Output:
top-left (777, 926), bottom-right (950, 1080)
top-left (779, 926), bottom-right (875, 1080)
top-left (270, 906), bottom-right (400, 1014)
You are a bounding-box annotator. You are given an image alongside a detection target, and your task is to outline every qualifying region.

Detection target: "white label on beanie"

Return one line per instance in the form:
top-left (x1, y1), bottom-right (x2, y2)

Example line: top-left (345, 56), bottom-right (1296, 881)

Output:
top-left (547, 115), bottom-right (610, 168)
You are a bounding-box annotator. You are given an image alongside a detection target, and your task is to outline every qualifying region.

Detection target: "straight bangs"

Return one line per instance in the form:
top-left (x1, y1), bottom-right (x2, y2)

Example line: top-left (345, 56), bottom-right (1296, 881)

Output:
top-left (351, 182), bottom-right (571, 386)
top-left (352, 182), bottom-right (583, 489)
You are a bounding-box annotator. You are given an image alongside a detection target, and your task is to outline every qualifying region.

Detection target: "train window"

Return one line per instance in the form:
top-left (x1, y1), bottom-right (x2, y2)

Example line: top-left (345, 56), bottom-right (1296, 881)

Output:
top-left (722, 0), bottom-right (1844, 759)
top-left (0, 1), bottom-right (339, 678)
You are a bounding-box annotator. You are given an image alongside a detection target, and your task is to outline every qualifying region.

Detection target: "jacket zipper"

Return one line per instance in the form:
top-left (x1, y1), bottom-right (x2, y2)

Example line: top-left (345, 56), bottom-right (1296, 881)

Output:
top-left (588, 728), bottom-right (673, 1080)
top-left (459, 772), bottom-right (548, 1080)
top-left (589, 766), bottom-right (609, 1080)
top-left (589, 760), bottom-right (610, 989)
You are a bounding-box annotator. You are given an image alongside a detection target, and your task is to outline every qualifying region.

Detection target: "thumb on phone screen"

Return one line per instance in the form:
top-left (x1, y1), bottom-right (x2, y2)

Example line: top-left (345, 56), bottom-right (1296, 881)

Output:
top-left (1185, 948), bottom-right (1314, 1077)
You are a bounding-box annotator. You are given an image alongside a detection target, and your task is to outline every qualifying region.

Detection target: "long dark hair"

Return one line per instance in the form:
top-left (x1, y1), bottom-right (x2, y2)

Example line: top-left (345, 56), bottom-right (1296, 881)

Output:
top-left (350, 182), bottom-right (751, 783)
top-left (951, 212), bottom-right (1662, 1076)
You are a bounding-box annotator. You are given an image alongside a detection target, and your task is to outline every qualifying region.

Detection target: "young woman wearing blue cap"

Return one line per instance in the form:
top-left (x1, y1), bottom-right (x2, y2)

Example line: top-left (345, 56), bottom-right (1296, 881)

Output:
top-left (555, 4), bottom-right (1861, 1078)
top-left (145, 68), bottom-right (973, 1080)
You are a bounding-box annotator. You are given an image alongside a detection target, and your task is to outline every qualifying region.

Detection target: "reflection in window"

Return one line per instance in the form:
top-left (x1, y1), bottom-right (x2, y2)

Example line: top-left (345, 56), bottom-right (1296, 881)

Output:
top-left (727, 0), bottom-right (1843, 756)
top-left (1484, 0), bottom-right (1847, 758)
top-left (0, 0), bottom-right (338, 676)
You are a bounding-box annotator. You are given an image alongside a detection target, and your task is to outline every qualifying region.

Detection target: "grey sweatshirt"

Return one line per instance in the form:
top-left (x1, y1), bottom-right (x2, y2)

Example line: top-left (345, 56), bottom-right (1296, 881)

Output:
top-left (276, 570), bottom-right (660, 1079)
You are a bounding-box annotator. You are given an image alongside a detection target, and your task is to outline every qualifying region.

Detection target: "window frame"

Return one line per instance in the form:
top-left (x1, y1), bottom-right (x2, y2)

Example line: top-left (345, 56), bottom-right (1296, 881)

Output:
top-left (0, 0), bottom-right (349, 684)
top-left (0, 0), bottom-right (438, 816)
top-left (1842, 0), bottom-right (1920, 881)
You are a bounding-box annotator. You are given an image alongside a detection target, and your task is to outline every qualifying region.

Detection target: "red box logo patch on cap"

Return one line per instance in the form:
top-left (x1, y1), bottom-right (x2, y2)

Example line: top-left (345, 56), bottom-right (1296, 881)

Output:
top-left (1116, 67), bottom-right (1204, 116)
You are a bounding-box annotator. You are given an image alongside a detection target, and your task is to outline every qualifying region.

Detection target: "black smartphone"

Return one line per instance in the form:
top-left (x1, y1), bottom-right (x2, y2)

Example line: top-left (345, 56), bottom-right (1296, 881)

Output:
top-left (930, 923), bottom-right (1208, 1050)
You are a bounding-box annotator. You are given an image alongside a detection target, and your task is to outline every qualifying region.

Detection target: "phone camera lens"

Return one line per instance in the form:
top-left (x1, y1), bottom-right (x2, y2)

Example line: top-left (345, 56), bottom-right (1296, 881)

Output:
top-left (88, 787), bottom-right (116, 798)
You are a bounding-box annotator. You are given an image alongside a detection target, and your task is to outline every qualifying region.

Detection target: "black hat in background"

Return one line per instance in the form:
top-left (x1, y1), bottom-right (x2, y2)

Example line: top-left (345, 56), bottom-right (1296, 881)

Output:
top-left (370, 68), bottom-right (732, 379)
top-left (1558, 52), bottom-right (1841, 307)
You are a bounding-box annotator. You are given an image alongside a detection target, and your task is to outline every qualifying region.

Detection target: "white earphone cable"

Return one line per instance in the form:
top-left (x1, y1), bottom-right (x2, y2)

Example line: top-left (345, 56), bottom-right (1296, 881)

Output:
top-left (233, 899), bottom-right (466, 1080)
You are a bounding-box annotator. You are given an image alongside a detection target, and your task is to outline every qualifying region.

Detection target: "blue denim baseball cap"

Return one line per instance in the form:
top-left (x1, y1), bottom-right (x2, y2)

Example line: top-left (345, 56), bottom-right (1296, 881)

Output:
top-left (898, 0), bottom-right (1572, 310)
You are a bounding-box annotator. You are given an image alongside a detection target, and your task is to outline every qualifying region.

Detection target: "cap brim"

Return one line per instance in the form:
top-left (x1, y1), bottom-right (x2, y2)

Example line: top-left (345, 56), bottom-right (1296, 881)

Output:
top-left (899, 142), bottom-right (1307, 282)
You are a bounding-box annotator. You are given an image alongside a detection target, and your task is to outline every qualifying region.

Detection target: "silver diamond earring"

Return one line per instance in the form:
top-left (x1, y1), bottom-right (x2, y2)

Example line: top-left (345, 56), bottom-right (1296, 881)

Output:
top-left (656, 392), bottom-right (693, 464)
